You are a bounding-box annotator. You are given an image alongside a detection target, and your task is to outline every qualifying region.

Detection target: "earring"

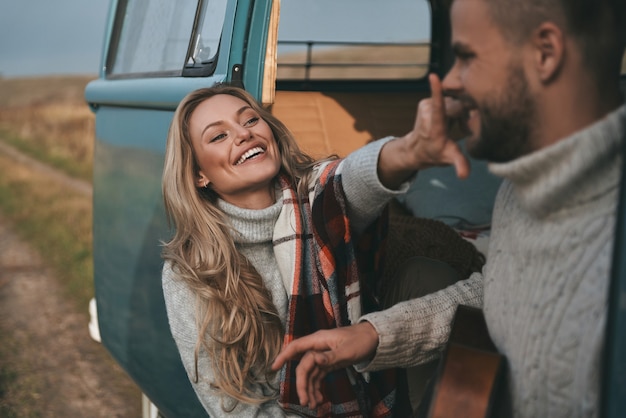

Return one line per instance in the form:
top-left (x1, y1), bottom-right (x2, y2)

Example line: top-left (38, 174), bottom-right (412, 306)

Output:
top-left (204, 180), bottom-right (209, 188)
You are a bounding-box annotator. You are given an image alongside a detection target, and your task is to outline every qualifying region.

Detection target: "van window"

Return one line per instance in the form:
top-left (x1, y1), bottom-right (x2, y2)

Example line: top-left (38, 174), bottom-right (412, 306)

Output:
top-left (277, 0), bottom-right (431, 81)
top-left (108, 0), bottom-right (227, 78)
top-left (622, 51), bottom-right (626, 74)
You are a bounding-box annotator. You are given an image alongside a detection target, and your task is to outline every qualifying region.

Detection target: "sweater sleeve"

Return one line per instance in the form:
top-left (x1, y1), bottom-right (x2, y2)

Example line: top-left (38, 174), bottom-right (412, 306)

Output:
top-left (162, 263), bottom-right (298, 418)
top-left (356, 272), bottom-right (483, 372)
top-left (340, 136), bottom-right (411, 234)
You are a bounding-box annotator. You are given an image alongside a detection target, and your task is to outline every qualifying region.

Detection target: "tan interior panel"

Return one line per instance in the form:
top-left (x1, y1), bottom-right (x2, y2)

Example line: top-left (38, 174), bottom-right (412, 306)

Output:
top-left (261, 0), bottom-right (280, 107)
top-left (271, 90), bottom-right (429, 158)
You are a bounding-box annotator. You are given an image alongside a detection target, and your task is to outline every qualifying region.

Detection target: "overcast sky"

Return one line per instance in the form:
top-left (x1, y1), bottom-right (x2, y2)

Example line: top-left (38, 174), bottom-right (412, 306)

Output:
top-left (0, 0), bottom-right (429, 79)
top-left (0, 0), bottom-right (111, 77)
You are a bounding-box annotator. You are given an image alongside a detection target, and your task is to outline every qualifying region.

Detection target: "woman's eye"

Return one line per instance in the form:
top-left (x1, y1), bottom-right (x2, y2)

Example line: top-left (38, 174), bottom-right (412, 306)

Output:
top-left (244, 117), bottom-right (259, 126)
top-left (210, 133), bottom-right (227, 142)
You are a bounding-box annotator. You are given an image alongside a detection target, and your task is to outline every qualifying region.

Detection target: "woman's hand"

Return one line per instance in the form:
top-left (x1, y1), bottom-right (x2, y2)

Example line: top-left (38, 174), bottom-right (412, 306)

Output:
top-left (377, 73), bottom-right (470, 189)
top-left (271, 322), bottom-right (379, 409)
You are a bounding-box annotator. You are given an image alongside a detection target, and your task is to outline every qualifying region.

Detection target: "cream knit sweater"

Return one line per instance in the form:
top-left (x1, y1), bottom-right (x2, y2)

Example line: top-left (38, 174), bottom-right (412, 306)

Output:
top-left (362, 104), bottom-right (626, 418)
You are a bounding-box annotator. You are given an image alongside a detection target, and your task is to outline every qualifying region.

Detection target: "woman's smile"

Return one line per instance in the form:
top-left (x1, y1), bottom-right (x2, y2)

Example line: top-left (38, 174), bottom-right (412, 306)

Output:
top-left (235, 145), bottom-right (266, 165)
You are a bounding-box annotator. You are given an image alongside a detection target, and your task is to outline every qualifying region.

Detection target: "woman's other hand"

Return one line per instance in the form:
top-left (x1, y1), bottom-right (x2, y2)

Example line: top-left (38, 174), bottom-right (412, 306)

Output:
top-left (271, 322), bottom-right (379, 409)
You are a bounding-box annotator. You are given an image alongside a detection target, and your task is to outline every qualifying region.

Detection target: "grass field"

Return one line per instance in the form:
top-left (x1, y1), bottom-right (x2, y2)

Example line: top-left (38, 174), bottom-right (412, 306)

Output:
top-left (0, 76), bottom-right (95, 181)
top-left (0, 75), bottom-right (100, 416)
top-left (0, 75), bottom-right (96, 309)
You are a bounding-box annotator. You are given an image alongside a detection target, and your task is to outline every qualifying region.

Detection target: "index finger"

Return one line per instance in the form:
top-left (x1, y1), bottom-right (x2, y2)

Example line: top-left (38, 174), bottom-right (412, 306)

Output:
top-left (271, 334), bottom-right (332, 371)
top-left (428, 73), bottom-right (447, 139)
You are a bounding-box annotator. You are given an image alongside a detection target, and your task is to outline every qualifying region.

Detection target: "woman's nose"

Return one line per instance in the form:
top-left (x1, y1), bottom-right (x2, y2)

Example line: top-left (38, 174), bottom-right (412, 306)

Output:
top-left (233, 125), bottom-right (251, 145)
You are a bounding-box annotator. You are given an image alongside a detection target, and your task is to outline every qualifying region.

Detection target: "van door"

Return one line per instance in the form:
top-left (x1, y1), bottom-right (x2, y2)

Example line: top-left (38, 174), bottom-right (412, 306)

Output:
top-left (84, 1), bottom-right (273, 416)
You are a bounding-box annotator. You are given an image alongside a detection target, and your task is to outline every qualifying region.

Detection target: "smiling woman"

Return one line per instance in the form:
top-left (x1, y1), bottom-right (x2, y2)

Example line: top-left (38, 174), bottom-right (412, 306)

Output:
top-left (161, 85), bottom-right (330, 417)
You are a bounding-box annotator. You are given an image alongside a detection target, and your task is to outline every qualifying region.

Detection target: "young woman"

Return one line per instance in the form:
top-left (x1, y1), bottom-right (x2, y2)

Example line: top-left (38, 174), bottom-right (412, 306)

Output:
top-left (161, 80), bottom-right (477, 417)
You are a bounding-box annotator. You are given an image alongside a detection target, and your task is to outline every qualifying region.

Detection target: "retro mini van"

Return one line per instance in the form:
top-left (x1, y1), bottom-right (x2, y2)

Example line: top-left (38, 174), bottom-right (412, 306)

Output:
top-left (85, 1), bottom-right (626, 417)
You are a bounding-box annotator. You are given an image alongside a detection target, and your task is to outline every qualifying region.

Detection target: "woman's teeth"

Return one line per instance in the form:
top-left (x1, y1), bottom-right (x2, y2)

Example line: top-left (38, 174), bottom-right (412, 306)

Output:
top-left (236, 147), bottom-right (264, 165)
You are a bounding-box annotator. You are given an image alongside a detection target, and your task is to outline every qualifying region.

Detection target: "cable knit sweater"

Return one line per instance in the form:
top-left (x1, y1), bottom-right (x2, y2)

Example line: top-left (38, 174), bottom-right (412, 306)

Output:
top-left (162, 137), bottom-right (414, 417)
top-left (361, 104), bottom-right (625, 417)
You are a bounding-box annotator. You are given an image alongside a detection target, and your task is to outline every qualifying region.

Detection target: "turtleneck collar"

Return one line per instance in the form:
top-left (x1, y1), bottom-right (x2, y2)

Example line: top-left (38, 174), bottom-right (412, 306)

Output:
top-left (217, 193), bottom-right (284, 244)
top-left (488, 104), bottom-right (626, 218)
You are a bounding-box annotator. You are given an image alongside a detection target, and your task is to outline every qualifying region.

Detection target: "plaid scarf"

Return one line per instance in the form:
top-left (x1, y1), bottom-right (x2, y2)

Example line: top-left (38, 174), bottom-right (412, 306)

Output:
top-left (274, 160), bottom-right (399, 417)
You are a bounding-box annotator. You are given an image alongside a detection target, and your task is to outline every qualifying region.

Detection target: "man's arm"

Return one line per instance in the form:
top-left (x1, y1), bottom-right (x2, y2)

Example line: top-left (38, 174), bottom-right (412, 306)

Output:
top-left (271, 273), bottom-right (484, 409)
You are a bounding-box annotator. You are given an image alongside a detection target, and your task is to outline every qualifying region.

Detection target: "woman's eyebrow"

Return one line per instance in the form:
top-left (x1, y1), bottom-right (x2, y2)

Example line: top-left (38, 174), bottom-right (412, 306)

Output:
top-left (200, 106), bottom-right (253, 137)
top-left (201, 120), bottom-right (223, 138)
top-left (237, 105), bottom-right (252, 115)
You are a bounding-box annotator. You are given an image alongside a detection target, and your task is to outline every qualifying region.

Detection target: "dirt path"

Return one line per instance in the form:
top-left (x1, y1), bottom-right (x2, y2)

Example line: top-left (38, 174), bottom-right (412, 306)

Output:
top-left (0, 141), bottom-right (92, 197)
top-left (0, 142), bottom-right (142, 417)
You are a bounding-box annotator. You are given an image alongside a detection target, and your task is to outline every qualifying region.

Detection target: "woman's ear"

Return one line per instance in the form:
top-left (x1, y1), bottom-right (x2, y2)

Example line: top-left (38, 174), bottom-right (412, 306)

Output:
top-left (196, 172), bottom-right (210, 188)
top-left (531, 22), bottom-right (565, 83)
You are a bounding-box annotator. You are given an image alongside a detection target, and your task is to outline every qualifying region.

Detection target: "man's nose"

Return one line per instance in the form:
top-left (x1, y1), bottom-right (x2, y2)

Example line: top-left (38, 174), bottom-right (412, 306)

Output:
top-left (441, 63), bottom-right (461, 93)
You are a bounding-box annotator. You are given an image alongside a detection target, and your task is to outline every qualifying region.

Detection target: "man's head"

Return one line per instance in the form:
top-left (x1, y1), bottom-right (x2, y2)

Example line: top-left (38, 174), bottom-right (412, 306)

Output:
top-left (443, 0), bottom-right (625, 162)
top-left (480, 0), bottom-right (625, 82)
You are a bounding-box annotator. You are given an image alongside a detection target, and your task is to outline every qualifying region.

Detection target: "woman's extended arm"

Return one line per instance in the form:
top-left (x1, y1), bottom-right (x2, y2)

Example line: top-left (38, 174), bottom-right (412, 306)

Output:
top-left (377, 74), bottom-right (469, 189)
top-left (340, 136), bottom-right (408, 233)
top-left (340, 74), bottom-right (469, 233)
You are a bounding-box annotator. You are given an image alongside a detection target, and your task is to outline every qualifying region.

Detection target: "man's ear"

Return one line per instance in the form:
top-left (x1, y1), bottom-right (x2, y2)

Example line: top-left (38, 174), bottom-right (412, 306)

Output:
top-left (531, 22), bottom-right (565, 83)
top-left (196, 172), bottom-right (210, 188)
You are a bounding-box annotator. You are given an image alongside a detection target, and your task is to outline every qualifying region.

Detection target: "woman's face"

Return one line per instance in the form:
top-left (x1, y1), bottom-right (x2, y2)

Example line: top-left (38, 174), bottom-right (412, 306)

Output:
top-left (189, 94), bottom-right (282, 209)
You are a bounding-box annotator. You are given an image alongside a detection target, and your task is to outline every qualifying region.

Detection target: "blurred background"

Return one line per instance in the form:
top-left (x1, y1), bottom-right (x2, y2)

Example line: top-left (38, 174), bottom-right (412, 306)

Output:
top-left (0, 1), bottom-right (143, 416)
top-left (0, 0), bottom-right (109, 77)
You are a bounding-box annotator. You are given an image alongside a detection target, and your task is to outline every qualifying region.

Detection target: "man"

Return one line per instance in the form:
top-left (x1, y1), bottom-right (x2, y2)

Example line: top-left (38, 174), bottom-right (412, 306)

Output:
top-left (272, 0), bottom-right (626, 416)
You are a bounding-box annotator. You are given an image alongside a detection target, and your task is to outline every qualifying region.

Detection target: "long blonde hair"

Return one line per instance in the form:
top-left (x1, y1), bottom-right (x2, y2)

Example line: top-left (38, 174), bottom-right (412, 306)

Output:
top-left (162, 85), bottom-right (321, 408)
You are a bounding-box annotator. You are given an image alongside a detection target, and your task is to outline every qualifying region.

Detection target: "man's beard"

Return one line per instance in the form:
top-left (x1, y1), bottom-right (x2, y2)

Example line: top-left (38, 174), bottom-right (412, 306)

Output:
top-left (466, 63), bottom-right (537, 163)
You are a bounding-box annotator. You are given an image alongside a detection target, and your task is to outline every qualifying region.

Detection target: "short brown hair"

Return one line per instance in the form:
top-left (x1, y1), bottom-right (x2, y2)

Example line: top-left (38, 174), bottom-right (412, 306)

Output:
top-left (449, 0), bottom-right (626, 82)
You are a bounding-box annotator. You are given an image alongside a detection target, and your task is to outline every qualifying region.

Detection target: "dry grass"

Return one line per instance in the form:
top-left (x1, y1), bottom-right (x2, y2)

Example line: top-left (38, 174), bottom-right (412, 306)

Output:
top-left (0, 76), bottom-right (96, 181)
top-left (0, 75), bottom-right (95, 310)
top-left (0, 75), bottom-right (94, 107)
top-left (0, 76), bottom-right (96, 418)
top-left (0, 152), bottom-right (93, 308)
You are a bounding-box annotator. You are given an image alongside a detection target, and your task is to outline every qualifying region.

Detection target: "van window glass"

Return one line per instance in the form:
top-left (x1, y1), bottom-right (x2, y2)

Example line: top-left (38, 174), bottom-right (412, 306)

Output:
top-left (189, 1), bottom-right (228, 66)
top-left (109, 0), bottom-right (226, 77)
top-left (277, 0), bottom-right (431, 81)
top-left (622, 51), bottom-right (626, 74)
